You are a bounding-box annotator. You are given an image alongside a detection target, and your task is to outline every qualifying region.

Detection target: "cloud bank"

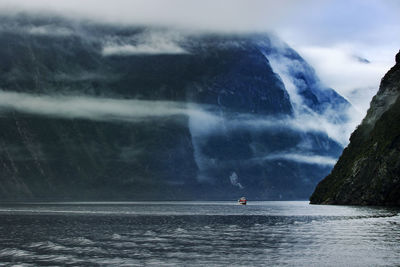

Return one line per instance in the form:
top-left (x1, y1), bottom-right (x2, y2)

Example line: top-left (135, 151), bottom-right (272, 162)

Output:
top-left (0, 90), bottom-right (216, 123)
top-left (0, 0), bottom-right (398, 121)
top-left (0, 0), bottom-right (304, 32)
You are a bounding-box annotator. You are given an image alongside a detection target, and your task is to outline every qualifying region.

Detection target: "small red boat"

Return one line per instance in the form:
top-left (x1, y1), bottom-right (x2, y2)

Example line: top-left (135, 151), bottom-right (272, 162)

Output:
top-left (238, 197), bottom-right (247, 205)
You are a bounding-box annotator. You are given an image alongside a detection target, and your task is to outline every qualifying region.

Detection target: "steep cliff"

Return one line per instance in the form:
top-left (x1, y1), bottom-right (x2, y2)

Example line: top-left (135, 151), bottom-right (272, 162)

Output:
top-left (0, 14), bottom-right (350, 200)
top-left (310, 50), bottom-right (400, 206)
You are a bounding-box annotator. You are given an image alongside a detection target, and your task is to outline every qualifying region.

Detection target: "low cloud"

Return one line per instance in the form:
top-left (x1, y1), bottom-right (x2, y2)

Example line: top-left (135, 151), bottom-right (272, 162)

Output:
top-left (261, 153), bottom-right (337, 166)
top-left (224, 113), bottom-right (353, 147)
top-left (52, 72), bottom-right (118, 82)
top-left (0, 90), bottom-right (358, 147)
top-left (229, 172), bottom-right (243, 189)
top-left (263, 41), bottom-right (367, 146)
top-left (102, 43), bottom-right (187, 56)
top-left (296, 45), bottom-right (394, 115)
top-left (25, 24), bottom-right (74, 36)
top-left (0, 23), bottom-right (75, 37)
top-left (0, 90), bottom-right (346, 168)
top-left (0, 0), bottom-right (305, 33)
top-left (102, 30), bottom-right (188, 56)
top-left (188, 101), bottom-right (354, 147)
top-left (0, 90), bottom-right (217, 123)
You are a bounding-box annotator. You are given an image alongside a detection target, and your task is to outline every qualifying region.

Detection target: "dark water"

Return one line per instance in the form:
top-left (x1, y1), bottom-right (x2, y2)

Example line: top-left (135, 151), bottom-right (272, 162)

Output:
top-left (0, 201), bottom-right (399, 266)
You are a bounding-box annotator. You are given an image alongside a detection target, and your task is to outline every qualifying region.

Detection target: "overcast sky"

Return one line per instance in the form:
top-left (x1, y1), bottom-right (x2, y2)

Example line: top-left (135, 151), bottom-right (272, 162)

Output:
top-left (0, 0), bottom-right (399, 117)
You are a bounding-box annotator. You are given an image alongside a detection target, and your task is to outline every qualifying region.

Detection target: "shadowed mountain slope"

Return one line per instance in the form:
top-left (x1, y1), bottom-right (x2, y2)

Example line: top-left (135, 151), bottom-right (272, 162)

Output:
top-left (310, 50), bottom-right (400, 206)
top-left (0, 15), bottom-right (350, 200)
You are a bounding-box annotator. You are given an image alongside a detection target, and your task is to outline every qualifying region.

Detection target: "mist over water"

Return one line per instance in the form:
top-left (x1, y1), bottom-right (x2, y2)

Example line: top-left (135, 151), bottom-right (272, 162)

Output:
top-left (0, 202), bottom-right (399, 266)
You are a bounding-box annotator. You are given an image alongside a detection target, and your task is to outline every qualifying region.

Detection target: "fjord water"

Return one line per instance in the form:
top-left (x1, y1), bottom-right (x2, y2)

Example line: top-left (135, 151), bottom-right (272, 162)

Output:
top-left (0, 202), bottom-right (399, 266)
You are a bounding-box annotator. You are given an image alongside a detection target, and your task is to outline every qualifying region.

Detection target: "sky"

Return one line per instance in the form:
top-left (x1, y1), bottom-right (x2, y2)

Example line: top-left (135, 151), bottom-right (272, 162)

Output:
top-left (0, 0), bottom-right (399, 117)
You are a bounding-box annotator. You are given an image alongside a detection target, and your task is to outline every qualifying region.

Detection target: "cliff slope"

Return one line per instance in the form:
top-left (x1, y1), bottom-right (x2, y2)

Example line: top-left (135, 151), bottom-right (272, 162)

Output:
top-left (310, 50), bottom-right (400, 206)
top-left (0, 14), bottom-right (349, 200)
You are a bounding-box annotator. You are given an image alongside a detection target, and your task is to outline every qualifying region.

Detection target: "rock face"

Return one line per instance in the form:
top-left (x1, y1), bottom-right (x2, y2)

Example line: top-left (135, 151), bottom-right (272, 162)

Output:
top-left (0, 15), bottom-right (350, 200)
top-left (310, 50), bottom-right (400, 206)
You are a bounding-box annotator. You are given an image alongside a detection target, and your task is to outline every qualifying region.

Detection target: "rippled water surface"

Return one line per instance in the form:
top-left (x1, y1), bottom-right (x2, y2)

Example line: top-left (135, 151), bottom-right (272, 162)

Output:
top-left (0, 201), bottom-right (399, 266)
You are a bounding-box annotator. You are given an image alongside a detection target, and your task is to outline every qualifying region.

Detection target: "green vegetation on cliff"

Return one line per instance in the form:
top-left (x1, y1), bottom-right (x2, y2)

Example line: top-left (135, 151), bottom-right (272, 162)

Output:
top-left (310, 50), bottom-right (400, 206)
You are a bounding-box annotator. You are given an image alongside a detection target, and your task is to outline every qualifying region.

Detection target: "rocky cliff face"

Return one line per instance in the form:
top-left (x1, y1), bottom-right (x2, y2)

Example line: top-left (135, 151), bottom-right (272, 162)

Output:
top-left (0, 14), bottom-right (350, 200)
top-left (310, 50), bottom-right (400, 206)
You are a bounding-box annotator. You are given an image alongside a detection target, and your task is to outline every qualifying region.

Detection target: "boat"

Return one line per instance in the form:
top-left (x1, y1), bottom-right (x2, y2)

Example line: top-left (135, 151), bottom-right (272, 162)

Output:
top-left (238, 197), bottom-right (247, 205)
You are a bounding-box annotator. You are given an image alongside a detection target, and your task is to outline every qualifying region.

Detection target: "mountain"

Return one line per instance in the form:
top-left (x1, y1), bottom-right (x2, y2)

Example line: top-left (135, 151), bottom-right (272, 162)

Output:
top-left (0, 14), bottom-right (350, 200)
top-left (310, 50), bottom-right (400, 206)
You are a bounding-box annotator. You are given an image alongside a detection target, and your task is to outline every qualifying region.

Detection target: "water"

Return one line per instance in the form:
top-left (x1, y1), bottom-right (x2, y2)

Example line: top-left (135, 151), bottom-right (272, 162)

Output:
top-left (0, 201), bottom-right (399, 266)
